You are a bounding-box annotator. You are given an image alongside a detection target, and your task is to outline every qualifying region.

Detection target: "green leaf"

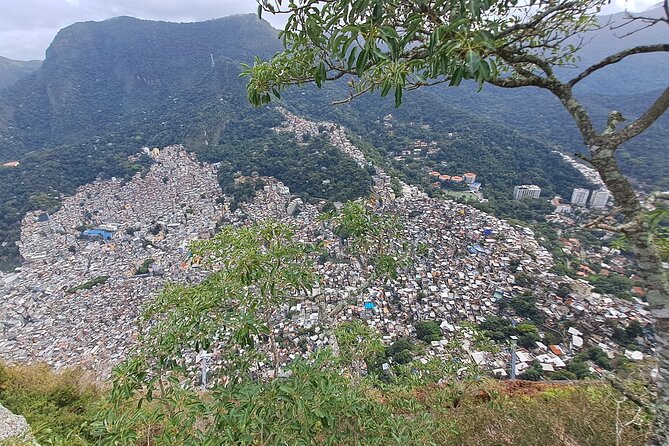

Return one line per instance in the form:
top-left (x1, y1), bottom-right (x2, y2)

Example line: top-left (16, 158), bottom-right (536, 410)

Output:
top-left (478, 59), bottom-right (491, 79)
top-left (466, 50), bottom-right (480, 76)
top-left (356, 49), bottom-right (369, 76)
top-left (394, 85), bottom-right (403, 107)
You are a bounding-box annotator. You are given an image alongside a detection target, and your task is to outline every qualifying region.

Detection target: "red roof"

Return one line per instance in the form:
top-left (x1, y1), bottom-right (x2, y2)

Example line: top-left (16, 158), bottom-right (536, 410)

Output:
top-left (549, 345), bottom-right (564, 356)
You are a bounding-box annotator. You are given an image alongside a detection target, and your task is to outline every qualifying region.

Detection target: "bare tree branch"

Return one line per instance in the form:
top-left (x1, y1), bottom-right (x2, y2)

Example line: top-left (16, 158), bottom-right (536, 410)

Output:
top-left (568, 44), bottom-right (669, 87)
top-left (496, 1), bottom-right (579, 40)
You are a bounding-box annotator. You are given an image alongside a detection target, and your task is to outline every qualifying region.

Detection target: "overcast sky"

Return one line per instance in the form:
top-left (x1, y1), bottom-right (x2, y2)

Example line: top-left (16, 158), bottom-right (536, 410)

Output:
top-left (0, 0), bottom-right (661, 60)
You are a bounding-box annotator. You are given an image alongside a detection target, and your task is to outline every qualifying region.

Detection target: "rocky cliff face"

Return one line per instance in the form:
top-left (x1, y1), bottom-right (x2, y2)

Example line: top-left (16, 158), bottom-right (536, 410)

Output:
top-left (0, 14), bottom-right (280, 154)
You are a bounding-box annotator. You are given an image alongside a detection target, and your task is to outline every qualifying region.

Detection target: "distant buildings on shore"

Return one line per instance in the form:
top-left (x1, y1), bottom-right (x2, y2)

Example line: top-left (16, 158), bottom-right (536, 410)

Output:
top-left (513, 185), bottom-right (541, 200)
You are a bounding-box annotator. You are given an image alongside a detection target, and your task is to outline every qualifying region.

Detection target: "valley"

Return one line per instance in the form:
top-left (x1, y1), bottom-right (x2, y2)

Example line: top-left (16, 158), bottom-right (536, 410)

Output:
top-left (0, 111), bottom-right (651, 382)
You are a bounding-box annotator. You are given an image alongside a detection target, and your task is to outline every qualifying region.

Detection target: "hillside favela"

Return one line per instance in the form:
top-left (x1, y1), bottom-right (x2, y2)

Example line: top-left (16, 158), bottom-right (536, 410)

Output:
top-left (0, 1), bottom-right (667, 445)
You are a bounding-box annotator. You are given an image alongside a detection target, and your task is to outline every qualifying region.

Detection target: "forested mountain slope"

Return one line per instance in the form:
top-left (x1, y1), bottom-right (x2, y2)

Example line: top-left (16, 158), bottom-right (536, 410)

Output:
top-left (0, 57), bottom-right (41, 92)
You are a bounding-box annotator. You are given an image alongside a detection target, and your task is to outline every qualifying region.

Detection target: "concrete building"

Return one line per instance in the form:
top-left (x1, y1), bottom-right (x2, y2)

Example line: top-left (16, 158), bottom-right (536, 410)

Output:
top-left (513, 185), bottom-right (541, 200)
top-left (590, 189), bottom-right (610, 209)
top-left (571, 188), bottom-right (590, 206)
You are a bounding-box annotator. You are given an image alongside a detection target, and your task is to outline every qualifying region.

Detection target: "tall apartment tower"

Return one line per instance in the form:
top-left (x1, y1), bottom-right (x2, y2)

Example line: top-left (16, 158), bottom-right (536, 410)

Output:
top-left (590, 189), bottom-right (611, 209)
top-left (513, 185), bottom-right (541, 200)
top-left (571, 188), bottom-right (590, 206)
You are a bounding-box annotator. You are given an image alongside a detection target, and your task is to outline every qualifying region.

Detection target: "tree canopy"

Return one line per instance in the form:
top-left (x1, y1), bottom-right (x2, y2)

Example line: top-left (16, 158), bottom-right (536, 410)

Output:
top-left (244, 0), bottom-right (656, 106)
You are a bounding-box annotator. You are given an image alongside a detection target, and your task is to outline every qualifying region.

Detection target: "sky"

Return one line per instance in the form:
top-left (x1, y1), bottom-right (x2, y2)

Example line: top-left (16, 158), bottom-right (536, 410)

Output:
top-left (0, 0), bottom-right (662, 60)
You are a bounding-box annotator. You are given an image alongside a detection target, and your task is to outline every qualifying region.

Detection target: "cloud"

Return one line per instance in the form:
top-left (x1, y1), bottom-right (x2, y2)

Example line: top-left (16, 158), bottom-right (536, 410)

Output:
top-left (599, 0), bottom-right (661, 14)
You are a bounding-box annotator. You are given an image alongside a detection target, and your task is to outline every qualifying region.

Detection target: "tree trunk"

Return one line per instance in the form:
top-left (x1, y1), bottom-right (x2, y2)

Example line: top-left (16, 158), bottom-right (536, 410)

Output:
top-left (590, 145), bottom-right (669, 445)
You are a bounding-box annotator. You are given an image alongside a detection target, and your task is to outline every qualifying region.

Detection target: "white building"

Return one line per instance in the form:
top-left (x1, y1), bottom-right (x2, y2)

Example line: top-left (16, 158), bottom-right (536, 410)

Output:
top-left (590, 189), bottom-right (610, 209)
top-left (513, 185), bottom-right (541, 200)
top-left (571, 188), bottom-right (590, 206)
top-left (554, 203), bottom-right (572, 214)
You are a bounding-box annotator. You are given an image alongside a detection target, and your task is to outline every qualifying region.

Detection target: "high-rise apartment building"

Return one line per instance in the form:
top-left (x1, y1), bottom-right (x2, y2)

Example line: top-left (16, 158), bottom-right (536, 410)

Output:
top-left (590, 189), bottom-right (610, 209)
top-left (571, 188), bottom-right (590, 206)
top-left (513, 185), bottom-right (541, 200)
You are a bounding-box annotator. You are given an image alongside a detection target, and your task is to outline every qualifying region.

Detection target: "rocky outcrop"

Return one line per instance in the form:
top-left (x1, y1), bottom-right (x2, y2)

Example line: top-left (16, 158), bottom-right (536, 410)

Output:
top-left (0, 403), bottom-right (36, 444)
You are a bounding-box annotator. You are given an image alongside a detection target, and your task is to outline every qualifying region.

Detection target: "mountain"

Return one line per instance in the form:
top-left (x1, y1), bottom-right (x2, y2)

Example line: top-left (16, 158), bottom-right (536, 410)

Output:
top-left (0, 15), bottom-right (281, 156)
top-left (0, 15), bottom-right (376, 270)
top-left (0, 57), bottom-right (41, 91)
top-left (0, 11), bottom-right (665, 269)
top-left (569, 4), bottom-right (669, 95)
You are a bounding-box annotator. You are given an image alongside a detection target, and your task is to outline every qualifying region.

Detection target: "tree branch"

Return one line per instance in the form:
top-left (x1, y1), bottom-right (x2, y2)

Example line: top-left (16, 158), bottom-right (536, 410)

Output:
top-left (568, 44), bottom-right (669, 87)
top-left (489, 76), bottom-right (545, 88)
top-left (496, 1), bottom-right (579, 40)
top-left (550, 83), bottom-right (598, 143)
top-left (608, 85), bottom-right (669, 146)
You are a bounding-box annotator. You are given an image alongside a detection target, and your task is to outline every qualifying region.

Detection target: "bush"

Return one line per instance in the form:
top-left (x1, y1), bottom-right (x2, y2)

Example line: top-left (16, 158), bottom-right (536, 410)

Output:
top-left (508, 292), bottom-right (545, 323)
top-left (522, 362), bottom-right (543, 381)
top-left (387, 338), bottom-right (414, 364)
top-left (415, 321), bottom-right (442, 342)
top-left (66, 276), bottom-right (109, 294)
top-left (588, 273), bottom-right (633, 299)
top-left (550, 370), bottom-right (578, 381)
top-left (556, 283), bottom-right (573, 298)
top-left (0, 363), bottom-right (101, 445)
top-left (515, 272), bottom-right (535, 286)
top-left (567, 360), bottom-right (592, 380)
top-left (515, 323), bottom-right (540, 349)
top-left (575, 346), bottom-right (612, 370)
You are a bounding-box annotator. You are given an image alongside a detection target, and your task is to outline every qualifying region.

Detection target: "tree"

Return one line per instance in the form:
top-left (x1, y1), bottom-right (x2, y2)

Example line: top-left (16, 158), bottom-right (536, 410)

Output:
top-left (245, 1), bottom-right (669, 441)
top-left (415, 320), bottom-right (442, 343)
top-left (95, 221), bottom-right (318, 444)
top-left (326, 198), bottom-right (411, 289)
top-left (334, 321), bottom-right (385, 379)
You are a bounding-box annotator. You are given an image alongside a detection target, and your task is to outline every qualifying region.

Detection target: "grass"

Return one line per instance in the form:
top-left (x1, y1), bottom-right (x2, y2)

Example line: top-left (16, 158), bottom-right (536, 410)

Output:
top-left (0, 362), bottom-right (651, 446)
top-left (0, 362), bottom-right (102, 445)
top-left (441, 190), bottom-right (479, 202)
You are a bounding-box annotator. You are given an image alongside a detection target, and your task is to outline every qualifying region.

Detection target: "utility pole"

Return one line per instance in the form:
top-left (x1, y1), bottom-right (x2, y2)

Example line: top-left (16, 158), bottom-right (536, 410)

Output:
top-left (510, 335), bottom-right (518, 381)
top-left (196, 350), bottom-right (213, 389)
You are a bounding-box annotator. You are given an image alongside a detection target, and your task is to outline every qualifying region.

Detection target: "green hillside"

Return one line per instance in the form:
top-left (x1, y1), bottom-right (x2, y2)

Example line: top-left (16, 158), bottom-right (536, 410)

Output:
top-left (0, 56), bottom-right (41, 91)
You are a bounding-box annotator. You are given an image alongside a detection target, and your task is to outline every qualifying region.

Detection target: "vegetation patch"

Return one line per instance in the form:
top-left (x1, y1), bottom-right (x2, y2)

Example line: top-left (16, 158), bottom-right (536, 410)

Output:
top-left (66, 276), bottom-right (109, 294)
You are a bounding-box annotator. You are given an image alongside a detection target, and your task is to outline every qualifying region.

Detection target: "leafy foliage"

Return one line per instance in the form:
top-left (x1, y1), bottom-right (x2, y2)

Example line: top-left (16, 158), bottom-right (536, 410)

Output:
top-left (415, 321), bottom-right (443, 343)
top-left (588, 273), bottom-right (634, 299)
top-left (327, 199), bottom-right (411, 284)
top-left (66, 276), bottom-right (109, 294)
top-left (479, 316), bottom-right (540, 349)
top-left (1, 360), bottom-right (652, 446)
top-left (246, 0), bottom-right (600, 106)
